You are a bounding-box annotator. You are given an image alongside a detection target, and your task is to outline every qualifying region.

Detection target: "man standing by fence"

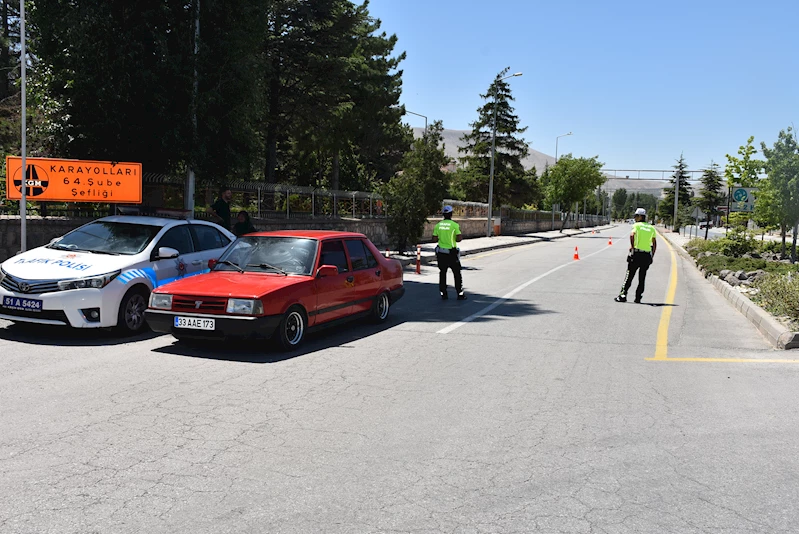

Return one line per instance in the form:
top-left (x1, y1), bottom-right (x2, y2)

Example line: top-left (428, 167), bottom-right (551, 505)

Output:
top-left (434, 205), bottom-right (466, 300)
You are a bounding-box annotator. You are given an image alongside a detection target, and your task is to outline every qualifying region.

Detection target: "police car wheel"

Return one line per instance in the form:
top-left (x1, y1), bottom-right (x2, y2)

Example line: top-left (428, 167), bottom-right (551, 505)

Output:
top-left (371, 292), bottom-right (390, 323)
top-left (117, 286), bottom-right (150, 335)
top-left (276, 306), bottom-right (306, 351)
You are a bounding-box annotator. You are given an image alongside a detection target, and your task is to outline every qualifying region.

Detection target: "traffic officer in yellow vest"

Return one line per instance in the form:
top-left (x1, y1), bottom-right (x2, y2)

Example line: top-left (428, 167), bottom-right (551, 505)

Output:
top-left (615, 207), bottom-right (657, 303)
top-left (434, 205), bottom-right (466, 300)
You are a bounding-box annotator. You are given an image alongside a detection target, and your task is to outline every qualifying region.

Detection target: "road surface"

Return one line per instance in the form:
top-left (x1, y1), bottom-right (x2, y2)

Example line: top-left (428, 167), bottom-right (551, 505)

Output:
top-left (1, 225), bottom-right (796, 533)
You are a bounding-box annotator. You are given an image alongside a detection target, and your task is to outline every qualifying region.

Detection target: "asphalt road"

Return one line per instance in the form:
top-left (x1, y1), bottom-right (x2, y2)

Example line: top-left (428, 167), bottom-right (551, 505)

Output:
top-left (2, 225), bottom-right (797, 533)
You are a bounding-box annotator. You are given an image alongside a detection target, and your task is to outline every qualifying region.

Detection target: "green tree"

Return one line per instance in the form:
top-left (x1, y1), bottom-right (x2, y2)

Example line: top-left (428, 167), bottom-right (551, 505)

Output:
top-left (383, 121), bottom-right (449, 251)
top-left (725, 135), bottom-right (764, 188)
top-left (455, 67), bottom-right (528, 208)
top-left (760, 128), bottom-right (799, 261)
top-left (261, 0), bottom-right (408, 190)
top-left (658, 154), bottom-right (692, 228)
top-left (612, 188), bottom-right (627, 219)
top-left (696, 162), bottom-right (723, 240)
top-left (0, 0), bottom-right (19, 100)
top-left (30, 0), bottom-right (195, 171)
top-left (723, 135), bottom-right (764, 228)
top-left (540, 155), bottom-right (605, 231)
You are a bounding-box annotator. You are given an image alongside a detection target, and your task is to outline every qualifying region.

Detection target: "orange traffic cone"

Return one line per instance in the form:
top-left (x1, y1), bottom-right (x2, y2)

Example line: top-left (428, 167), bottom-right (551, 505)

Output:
top-left (608, 236), bottom-right (613, 246)
top-left (573, 247), bottom-right (580, 260)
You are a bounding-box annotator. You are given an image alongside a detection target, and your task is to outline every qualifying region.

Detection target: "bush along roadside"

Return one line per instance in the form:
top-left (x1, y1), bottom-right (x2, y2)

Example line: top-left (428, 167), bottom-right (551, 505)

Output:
top-left (684, 235), bottom-right (799, 328)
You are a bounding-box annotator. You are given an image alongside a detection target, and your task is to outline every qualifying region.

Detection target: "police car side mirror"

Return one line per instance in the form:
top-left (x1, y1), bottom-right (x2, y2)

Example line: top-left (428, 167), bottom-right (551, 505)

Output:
top-left (49, 237), bottom-right (62, 245)
top-left (155, 247), bottom-right (180, 260)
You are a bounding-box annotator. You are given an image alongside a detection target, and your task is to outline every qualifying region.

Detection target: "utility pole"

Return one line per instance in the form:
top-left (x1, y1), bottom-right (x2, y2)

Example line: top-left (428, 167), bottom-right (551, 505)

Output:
top-left (672, 172), bottom-right (679, 231)
top-left (185, 0), bottom-right (200, 218)
top-left (19, 0), bottom-right (26, 251)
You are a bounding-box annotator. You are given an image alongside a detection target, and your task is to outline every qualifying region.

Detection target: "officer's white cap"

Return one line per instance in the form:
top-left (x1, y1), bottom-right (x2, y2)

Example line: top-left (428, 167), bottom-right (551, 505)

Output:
top-left (635, 208), bottom-right (646, 216)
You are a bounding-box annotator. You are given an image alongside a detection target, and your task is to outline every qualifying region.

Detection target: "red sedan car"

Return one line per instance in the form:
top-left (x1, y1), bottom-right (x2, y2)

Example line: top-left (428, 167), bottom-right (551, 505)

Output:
top-left (145, 231), bottom-right (404, 350)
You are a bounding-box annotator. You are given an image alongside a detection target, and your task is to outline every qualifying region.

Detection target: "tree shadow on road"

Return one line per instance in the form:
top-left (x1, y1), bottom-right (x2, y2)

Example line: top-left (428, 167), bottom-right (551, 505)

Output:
top-left (151, 280), bottom-right (555, 364)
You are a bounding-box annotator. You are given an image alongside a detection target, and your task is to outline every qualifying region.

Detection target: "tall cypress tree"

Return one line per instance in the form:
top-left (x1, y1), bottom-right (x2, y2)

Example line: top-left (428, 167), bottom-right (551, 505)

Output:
top-left (658, 154), bottom-right (692, 227)
top-left (454, 67), bottom-right (528, 207)
top-left (697, 162), bottom-right (723, 239)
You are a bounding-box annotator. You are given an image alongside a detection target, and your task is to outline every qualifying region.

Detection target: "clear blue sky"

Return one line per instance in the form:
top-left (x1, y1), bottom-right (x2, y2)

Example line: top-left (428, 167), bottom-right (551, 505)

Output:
top-left (364, 0), bottom-right (798, 174)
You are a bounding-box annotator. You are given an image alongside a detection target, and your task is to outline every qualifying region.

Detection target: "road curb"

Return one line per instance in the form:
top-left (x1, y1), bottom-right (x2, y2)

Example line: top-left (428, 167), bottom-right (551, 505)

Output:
top-left (657, 229), bottom-right (799, 350)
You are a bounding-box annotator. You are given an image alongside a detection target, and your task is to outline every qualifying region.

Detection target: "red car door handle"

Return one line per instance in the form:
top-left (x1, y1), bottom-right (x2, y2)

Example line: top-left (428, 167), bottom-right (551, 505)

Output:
top-left (346, 276), bottom-right (354, 283)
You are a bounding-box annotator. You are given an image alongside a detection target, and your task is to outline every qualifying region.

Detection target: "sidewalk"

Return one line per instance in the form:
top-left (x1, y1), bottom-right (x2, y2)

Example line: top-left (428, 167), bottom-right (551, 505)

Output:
top-left (389, 225), bottom-right (617, 268)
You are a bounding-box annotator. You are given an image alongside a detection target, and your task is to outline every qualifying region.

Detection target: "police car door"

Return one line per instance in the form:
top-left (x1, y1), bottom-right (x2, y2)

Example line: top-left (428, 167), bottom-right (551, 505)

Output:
top-left (188, 223), bottom-right (233, 272)
top-left (151, 225), bottom-right (202, 285)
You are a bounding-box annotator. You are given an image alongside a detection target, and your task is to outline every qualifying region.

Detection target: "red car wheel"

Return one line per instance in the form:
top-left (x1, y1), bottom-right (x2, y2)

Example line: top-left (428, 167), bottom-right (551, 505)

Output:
top-left (277, 306), bottom-right (306, 350)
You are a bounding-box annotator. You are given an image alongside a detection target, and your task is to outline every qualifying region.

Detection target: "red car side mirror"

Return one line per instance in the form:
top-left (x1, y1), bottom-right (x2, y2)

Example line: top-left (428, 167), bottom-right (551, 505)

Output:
top-left (316, 265), bottom-right (338, 277)
top-left (208, 258), bottom-right (218, 270)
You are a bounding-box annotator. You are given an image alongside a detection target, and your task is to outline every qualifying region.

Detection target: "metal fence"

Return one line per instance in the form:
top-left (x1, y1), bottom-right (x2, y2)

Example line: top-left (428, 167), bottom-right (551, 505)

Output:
top-left (148, 174), bottom-right (386, 219)
top-left (441, 199), bottom-right (489, 218)
top-left (0, 172), bottom-right (388, 220)
top-left (501, 206), bottom-right (559, 222)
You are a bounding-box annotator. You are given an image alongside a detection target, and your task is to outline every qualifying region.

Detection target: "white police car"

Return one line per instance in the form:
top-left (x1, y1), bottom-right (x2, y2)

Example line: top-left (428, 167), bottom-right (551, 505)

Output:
top-left (0, 215), bottom-right (235, 334)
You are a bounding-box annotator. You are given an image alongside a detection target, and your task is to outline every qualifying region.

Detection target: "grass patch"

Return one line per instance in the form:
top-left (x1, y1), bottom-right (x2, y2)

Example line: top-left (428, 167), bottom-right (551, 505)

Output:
top-left (752, 274), bottom-right (799, 326)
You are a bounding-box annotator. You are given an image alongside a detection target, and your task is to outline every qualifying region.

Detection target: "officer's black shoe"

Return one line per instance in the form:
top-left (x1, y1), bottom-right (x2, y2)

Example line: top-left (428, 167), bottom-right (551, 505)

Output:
top-left (441, 293), bottom-right (449, 300)
top-left (614, 295), bottom-right (627, 303)
top-left (634, 297), bottom-right (642, 304)
top-left (457, 294), bottom-right (467, 301)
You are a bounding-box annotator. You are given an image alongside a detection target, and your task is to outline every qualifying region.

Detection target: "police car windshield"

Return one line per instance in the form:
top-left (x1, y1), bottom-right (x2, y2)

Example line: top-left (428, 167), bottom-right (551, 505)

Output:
top-left (50, 222), bottom-right (161, 255)
top-left (215, 236), bottom-right (318, 275)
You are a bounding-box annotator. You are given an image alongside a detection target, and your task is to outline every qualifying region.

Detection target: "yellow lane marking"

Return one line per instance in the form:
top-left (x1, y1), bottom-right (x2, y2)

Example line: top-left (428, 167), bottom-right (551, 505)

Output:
top-left (652, 235), bottom-right (678, 360)
top-left (647, 232), bottom-right (799, 364)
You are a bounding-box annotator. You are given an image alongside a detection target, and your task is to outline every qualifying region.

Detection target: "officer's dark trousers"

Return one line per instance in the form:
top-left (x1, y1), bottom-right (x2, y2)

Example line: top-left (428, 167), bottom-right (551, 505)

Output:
top-left (437, 251), bottom-right (463, 296)
top-left (620, 251), bottom-right (652, 300)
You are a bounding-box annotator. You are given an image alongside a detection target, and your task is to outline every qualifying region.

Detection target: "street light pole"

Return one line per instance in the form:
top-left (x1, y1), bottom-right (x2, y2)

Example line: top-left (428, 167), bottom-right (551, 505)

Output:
top-left (403, 109), bottom-right (427, 135)
top-left (487, 71), bottom-right (522, 237)
top-left (555, 132), bottom-right (572, 162)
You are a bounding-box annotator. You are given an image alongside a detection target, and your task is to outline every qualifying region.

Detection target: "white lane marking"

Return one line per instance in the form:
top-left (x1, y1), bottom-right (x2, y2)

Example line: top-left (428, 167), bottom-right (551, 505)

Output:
top-left (436, 246), bottom-right (612, 335)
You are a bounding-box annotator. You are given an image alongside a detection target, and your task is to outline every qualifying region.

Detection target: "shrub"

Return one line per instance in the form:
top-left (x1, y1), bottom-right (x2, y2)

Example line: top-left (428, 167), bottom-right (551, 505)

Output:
top-left (758, 240), bottom-right (782, 254)
top-left (684, 237), bottom-right (724, 257)
top-left (716, 228), bottom-right (758, 257)
top-left (752, 273), bottom-right (799, 325)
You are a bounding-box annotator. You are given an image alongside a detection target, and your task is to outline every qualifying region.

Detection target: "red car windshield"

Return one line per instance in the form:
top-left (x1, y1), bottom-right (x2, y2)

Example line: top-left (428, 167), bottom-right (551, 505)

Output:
top-left (215, 236), bottom-right (318, 275)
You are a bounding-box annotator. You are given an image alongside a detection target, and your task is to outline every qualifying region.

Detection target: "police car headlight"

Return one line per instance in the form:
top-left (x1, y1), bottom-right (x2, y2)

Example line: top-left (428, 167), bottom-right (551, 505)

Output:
top-left (149, 293), bottom-right (173, 310)
top-left (226, 298), bottom-right (263, 315)
top-left (0, 268), bottom-right (5, 285)
top-left (57, 270), bottom-right (121, 291)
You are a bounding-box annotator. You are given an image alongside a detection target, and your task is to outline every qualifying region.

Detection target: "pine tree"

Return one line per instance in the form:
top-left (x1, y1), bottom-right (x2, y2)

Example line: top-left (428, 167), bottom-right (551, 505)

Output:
top-left (454, 67), bottom-right (528, 208)
top-left (658, 154), bottom-right (692, 228)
